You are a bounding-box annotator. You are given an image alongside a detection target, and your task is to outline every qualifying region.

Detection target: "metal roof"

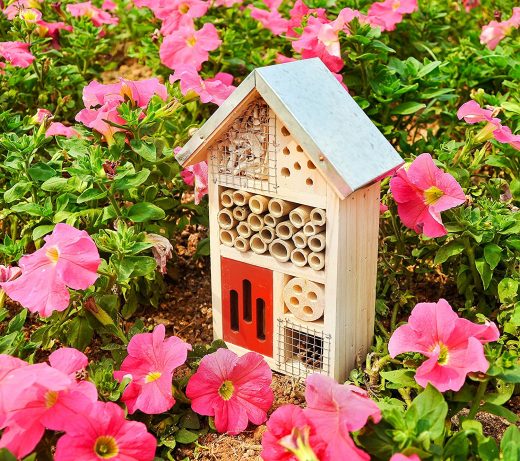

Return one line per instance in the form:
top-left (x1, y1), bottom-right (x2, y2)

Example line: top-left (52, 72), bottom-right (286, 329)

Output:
top-left (177, 58), bottom-right (404, 199)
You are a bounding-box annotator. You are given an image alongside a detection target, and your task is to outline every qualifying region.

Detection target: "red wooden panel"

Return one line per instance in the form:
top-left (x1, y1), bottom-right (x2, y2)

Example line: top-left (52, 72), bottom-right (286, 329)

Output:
top-left (221, 258), bottom-right (273, 357)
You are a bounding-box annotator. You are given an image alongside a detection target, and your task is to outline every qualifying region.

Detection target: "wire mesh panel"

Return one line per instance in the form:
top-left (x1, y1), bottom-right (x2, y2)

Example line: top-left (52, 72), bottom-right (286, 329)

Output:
top-left (210, 99), bottom-right (277, 193)
top-left (276, 318), bottom-right (331, 378)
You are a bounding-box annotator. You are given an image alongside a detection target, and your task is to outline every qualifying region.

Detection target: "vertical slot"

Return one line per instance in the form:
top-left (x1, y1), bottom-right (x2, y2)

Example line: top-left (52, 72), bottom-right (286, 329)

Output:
top-left (243, 279), bottom-right (252, 322)
top-left (256, 298), bottom-right (266, 340)
top-left (230, 290), bottom-right (239, 331)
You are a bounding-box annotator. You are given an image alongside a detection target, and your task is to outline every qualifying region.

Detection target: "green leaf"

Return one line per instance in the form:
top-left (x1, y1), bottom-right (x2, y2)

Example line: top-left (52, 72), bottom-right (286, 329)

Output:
top-left (10, 202), bottom-right (46, 217)
top-left (475, 258), bottom-right (492, 290)
top-left (483, 244), bottom-right (502, 270)
top-left (130, 140), bottom-right (157, 162)
top-left (498, 278), bottom-right (519, 304)
top-left (7, 309), bottom-right (26, 333)
top-left (28, 163), bottom-right (57, 181)
top-left (66, 316), bottom-right (94, 351)
top-left (417, 61), bottom-right (441, 78)
top-left (434, 241), bottom-right (465, 264)
top-left (406, 384), bottom-right (447, 440)
top-left (113, 169), bottom-right (150, 190)
top-left (175, 428), bottom-right (199, 444)
top-left (501, 426), bottom-right (520, 461)
top-left (0, 448), bottom-right (18, 461)
top-left (480, 402), bottom-right (518, 424)
top-left (77, 187), bottom-right (108, 204)
top-left (391, 102), bottom-right (426, 115)
top-left (4, 181), bottom-right (32, 203)
top-left (127, 202), bottom-right (165, 222)
top-left (32, 224), bottom-right (55, 241)
top-left (380, 369), bottom-right (420, 388)
top-left (41, 177), bottom-right (71, 192)
top-left (112, 256), bottom-right (157, 281)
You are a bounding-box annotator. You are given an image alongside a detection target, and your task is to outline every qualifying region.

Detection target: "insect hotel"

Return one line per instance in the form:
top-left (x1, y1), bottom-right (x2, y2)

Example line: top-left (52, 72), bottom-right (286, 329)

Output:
top-left (177, 59), bottom-right (403, 381)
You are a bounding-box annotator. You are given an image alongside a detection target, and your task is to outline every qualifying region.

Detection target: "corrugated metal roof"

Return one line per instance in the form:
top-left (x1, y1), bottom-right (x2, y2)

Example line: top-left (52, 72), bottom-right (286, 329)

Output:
top-left (177, 58), bottom-right (404, 199)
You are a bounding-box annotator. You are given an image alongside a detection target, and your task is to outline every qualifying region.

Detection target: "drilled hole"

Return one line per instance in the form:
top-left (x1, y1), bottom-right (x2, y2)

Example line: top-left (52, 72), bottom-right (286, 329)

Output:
top-left (308, 291), bottom-right (317, 301)
top-left (290, 297), bottom-right (299, 306)
top-left (283, 147), bottom-right (290, 155)
top-left (281, 126), bottom-right (290, 136)
top-left (307, 160), bottom-right (316, 169)
top-left (296, 145), bottom-right (303, 152)
top-left (306, 178), bottom-right (314, 186)
top-left (293, 284), bottom-right (302, 293)
top-left (281, 168), bottom-right (291, 177)
top-left (294, 162), bottom-right (301, 170)
top-left (303, 306), bottom-right (313, 314)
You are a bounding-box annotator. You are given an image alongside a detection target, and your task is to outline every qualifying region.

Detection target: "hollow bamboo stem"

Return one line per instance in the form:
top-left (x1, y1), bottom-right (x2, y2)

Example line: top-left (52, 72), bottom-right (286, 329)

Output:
top-left (232, 190), bottom-right (252, 207)
top-left (269, 239), bottom-right (295, 263)
top-left (268, 198), bottom-right (296, 218)
top-left (308, 251), bottom-right (325, 271)
top-left (292, 231), bottom-right (308, 249)
top-left (249, 195), bottom-right (270, 214)
top-left (232, 206), bottom-right (250, 221)
top-left (307, 232), bottom-right (326, 252)
top-left (220, 190), bottom-right (234, 208)
top-left (289, 205), bottom-right (313, 228)
top-left (250, 234), bottom-right (267, 254)
top-left (275, 220), bottom-right (297, 240)
top-left (264, 213), bottom-right (283, 228)
top-left (220, 229), bottom-right (238, 247)
top-left (290, 247), bottom-right (310, 267)
top-left (247, 213), bottom-right (265, 232)
top-left (303, 223), bottom-right (326, 236)
top-left (310, 208), bottom-right (326, 225)
top-left (237, 222), bottom-right (252, 238)
top-left (234, 236), bottom-right (251, 252)
top-left (259, 226), bottom-right (276, 243)
top-left (217, 209), bottom-right (237, 230)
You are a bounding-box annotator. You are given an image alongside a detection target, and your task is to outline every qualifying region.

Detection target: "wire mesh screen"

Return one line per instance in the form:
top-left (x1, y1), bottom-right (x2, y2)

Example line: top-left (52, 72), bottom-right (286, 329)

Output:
top-left (276, 318), bottom-right (331, 377)
top-left (209, 99), bottom-right (277, 193)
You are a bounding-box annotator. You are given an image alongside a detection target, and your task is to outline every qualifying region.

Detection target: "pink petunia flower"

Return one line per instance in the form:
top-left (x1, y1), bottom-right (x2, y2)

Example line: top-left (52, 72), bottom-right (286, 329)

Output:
top-left (76, 99), bottom-right (126, 144)
top-left (180, 160), bottom-right (209, 204)
top-left (390, 455), bottom-right (421, 461)
top-left (114, 324), bottom-right (191, 414)
top-left (389, 153), bottom-right (466, 238)
top-left (102, 0), bottom-right (117, 10)
top-left (54, 401), bottom-right (157, 461)
top-left (158, 0), bottom-right (209, 35)
top-left (388, 299), bottom-right (500, 392)
top-left (480, 7), bottom-right (520, 50)
top-left (0, 355), bottom-right (27, 427)
top-left (66, 1), bottom-right (119, 26)
top-left (261, 404), bottom-right (327, 461)
top-left (1, 224), bottom-right (101, 317)
top-left (456, 100), bottom-right (499, 124)
top-left (0, 41), bottom-right (35, 68)
top-left (249, 0), bottom-right (290, 36)
top-left (286, 0), bottom-right (327, 38)
top-left (159, 22), bottom-right (221, 71)
top-left (367, 0), bottom-right (418, 31)
top-left (36, 21), bottom-right (72, 48)
top-left (186, 348), bottom-right (274, 435)
top-left (0, 265), bottom-right (21, 282)
top-left (303, 374), bottom-right (381, 461)
top-left (46, 122), bottom-right (81, 138)
top-left (492, 124), bottom-right (520, 151)
top-left (462, 0), bottom-right (479, 12)
top-left (170, 67), bottom-right (235, 106)
top-left (213, 0), bottom-right (242, 6)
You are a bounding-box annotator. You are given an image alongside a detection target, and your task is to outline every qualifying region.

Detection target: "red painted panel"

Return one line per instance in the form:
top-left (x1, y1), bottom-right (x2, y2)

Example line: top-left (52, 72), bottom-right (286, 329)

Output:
top-left (221, 258), bottom-right (273, 357)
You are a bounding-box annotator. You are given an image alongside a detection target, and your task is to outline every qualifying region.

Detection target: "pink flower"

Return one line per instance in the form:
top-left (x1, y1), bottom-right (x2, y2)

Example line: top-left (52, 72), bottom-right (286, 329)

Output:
top-left (249, 0), bottom-right (289, 36)
top-left (159, 23), bottom-right (221, 71)
top-left (0, 265), bottom-right (21, 282)
top-left (390, 455), bottom-right (421, 461)
top-left (456, 100), bottom-right (499, 124)
top-left (261, 404), bottom-right (327, 461)
top-left (102, 0), bottom-right (117, 10)
top-left (292, 17), bottom-right (344, 72)
top-left (492, 124), bottom-right (520, 151)
top-left (54, 401), bottom-right (157, 461)
top-left (114, 324), bottom-right (191, 414)
top-left (1, 224), bottom-right (101, 317)
top-left (0, 41), bottom-right (35, 68)
top-left (37, 21), bottom-right (72, 47)
top-left (158, 0), bottom-right (209, 35)
top-left (389, 153), bottom-right (466, 237)
top-left (462, 0), bottom-right (479, 12)
top-left (367, 0), bottom-right (418, 31)
top-left (0, 355), bottom-right (27, 426)
top-left (303, 374), bottom-right (381, 461)
top-left (186, 348), bottom-right (274, 435)
top-left (66, 1), bottom-right (119, 26)
top-left (389, 299), bottom-right (500, 392)
top-left (170, 67), bottom-right (235, 106)
top-left (46, 122), bottom-right (81, 138)
top-left (180, 160), bottom-right (209, 204)
top-left (76, 100), bottom-right (126, 144)
top-left (287, 0), bottom-right (327, 37)
top-left (19, 7), bottom-right (42, 22)
top-left (480, 8), bottom-right (520, 50)
top-left (214, 0), bottom-right (242, 6)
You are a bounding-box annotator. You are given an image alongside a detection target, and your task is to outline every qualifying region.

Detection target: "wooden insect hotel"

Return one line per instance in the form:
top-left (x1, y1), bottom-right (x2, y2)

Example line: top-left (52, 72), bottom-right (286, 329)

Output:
top-left (177, 58), bottom-right (403, 381)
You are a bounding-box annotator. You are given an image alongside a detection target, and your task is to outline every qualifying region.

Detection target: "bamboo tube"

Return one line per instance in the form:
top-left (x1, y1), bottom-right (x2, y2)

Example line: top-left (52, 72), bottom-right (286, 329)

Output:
top-left (268, 198), bottom-right (296, 218)
top-left (310, 208), bottom-right (326, 226)
top-left (247, 213), bottom-right (265, 232)
top-left (283, 277), bottom-right (325, 322)
top-left (275, 220), bottom-right (297, 240)
top-left (232, 206), bottom-right (249, 221)
top-left (250, 234), bottom-right (268, 254)
top-left (289, 205), bottom-right (313, 228)
top-left (237, 222), bottom-right (252, 238)
top-left (220, 229), bottom-right (238, 247)
top-left (249, 195), bottom-right (270, 214)
top-left (264, 213), bottom-right (283, 228)
top-left (303, 223), bottom-right (326, 236)
top-left (290, 248), bottom-right (310, 267)
top-left (307, 232), bottom-right (326, 252)
top-left (234, 236), bottom-right (251, 252)
top-left (217, 209), bottom-right (237, 230)
top-left (308, 251), bottom-right (325, 271)
top-left (269, 239), bottom-right (295, 263)
top-left (259, 226), bottom-right (276, 244)
top-left (232, 190), bottom-right (252, 207)
top-left (292, 231), bottom-right (308, 249)
top-left (220, 190), bottom-right (234, 208)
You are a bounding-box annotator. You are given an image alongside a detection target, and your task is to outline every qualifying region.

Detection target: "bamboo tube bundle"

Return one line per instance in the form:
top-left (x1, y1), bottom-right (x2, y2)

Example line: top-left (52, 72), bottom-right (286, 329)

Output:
top-left (264, 213), bottom-right (283, 228)
top-left (249, 195), bottom-right (270, 214)
top-left (220, 189), bottom-right (234, 208)
top-left (259, 226), bottom-right (276, 243)
top-left (310, 208), bottom-right (326, 226)
top-left (234, 236), bottom-right (251, 252)
top-left (303, 222), bottom-right (326, 236)
top-left (220, 229), bottom-right (238, 247)
top-left (283, 277), bottom-right (325, 322)
top-left (217, 209), bottom-right (237, 230)
top-left (250, 234), bottom-right (268, 254)
top-left (275, 220), bottom-right (297, 240)
top-left (290, 248), bottom-right (310, 267)
top-left (247, 213), bottom-right (265, 232)
top-left (232, 190), bottom-right (252, 207)
top-left (308, 251), bottom-right (325, 271)
top-left (268, 198), bottom-right (296, 218)
top-left (232, 206), bottom-right (249, 221)
top-left (292, 231), bottom-right (308, 249)
top-left (269, 239), bottom-right (295, 263)
top-left (289, 205), bottom-right (313, 228)
top-left (236, 222), bottom-right (252, 238)
top-left (307, 232), bottom-right (326, 252)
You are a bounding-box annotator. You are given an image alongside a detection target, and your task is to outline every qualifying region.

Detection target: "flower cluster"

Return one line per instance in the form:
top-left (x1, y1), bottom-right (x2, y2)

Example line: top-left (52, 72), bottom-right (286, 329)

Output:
top-left (0, 41), bottom-right (35, 68)
top-left (480, 7), bottom-right (520, 50)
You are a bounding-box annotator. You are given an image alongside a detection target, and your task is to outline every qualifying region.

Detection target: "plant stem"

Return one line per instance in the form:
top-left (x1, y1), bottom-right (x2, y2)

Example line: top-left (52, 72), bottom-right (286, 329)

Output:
top-left (467, 380), bottom-right (488, 420)
top-left (463, 236), bottom-right (483, 291)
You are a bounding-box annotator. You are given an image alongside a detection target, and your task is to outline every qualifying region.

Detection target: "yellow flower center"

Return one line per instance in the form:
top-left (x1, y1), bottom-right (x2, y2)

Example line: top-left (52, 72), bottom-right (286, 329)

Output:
top-left (94, 436), bottom-right (119, 459)
top-left (21, 10), bottom-right (38, 21)
top-left (432, 342), bottom-right (450, 365)
top-left (45, 390), bottom-right (59, 408)
top-left (145, 371), bottom-right (162, 383)
top-left (424, 186), bottom-right (444, 206)
top-left (186, 36), bottom-right (197, 47)
top-left (218, 380), bottom-right (235, 401)
top-left (120, 82), bottom-right (134, 104)
top-left (392, 0), bottom-right (401, 10)
top-left (45, 246), bottom-right (60, 264)
top-left (179, 3), bottom-right (189, 13)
